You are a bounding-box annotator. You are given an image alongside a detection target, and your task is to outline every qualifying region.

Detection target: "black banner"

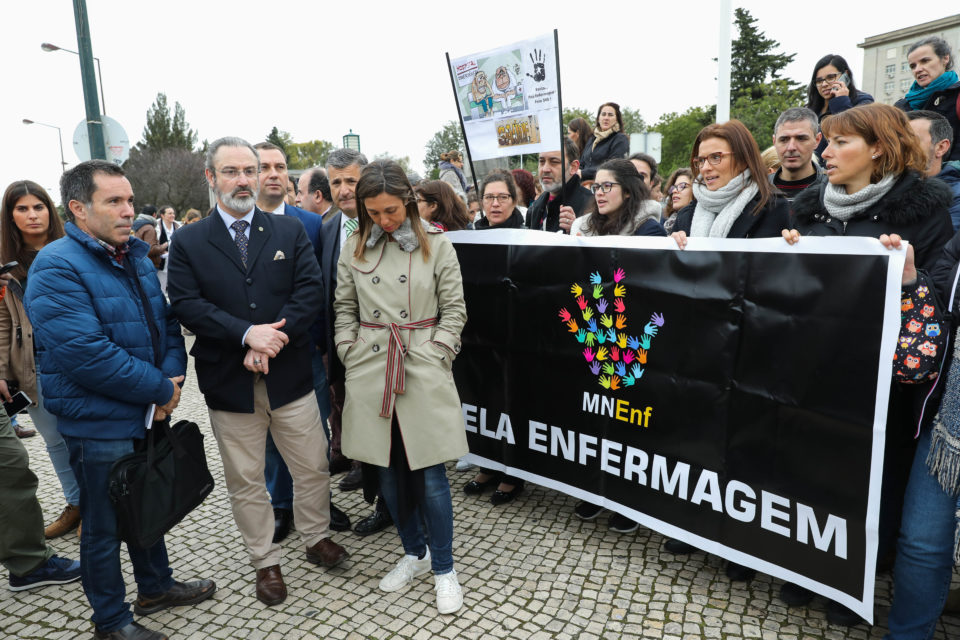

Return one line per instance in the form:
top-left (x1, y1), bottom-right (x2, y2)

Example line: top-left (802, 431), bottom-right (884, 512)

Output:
top-left (449, 230), bottom-right (903, 622)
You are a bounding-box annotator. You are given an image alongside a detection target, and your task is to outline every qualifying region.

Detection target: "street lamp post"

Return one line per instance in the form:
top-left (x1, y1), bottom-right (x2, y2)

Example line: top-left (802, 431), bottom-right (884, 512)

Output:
top-left (23, 119), bottom-right (67, 171)
top-left (343, 129), bottom-right (361, 153)
top-left (41, 41), bottom-right (106, 115)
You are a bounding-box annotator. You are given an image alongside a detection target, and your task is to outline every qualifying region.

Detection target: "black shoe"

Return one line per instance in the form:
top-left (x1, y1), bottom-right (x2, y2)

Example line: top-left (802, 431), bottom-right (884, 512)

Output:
top-left (330, 503), bottom-right (351, 532)
top-left (339, 464), bottom-right (364, 492)
top-left (663, 538), bottom-right (696, 554)
top-left (574, 501), bottom-right (605, 520)
top-left (490, 481), bottom-right (525, 506)
top-left (272, 508), bottom-right (293, 543)
top-left (463, 474), bottom-right (500, 495)
top-left (94, 621), bottom-right (168, 639)
top-left (608, 513), bottom-right (639, 533)
top-left (329, 454), bottom-right (352, 476)
top-left (134, 579), bottom-right (216, 615)
top-left (353, 507), bottom-right (393, 536)
top-left (779, 582), bottom-right (814, 607)
top-left (724, 561), bottom-right (756, 583)
top-left (826, 600), bottom-right (863, 626)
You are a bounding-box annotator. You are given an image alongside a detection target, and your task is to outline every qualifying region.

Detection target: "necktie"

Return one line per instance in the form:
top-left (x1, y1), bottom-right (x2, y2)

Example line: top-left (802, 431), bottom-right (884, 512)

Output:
top-left (344, 217), bottom-right (358, 236)
top-left (231, 220), bottom-right (249, 267)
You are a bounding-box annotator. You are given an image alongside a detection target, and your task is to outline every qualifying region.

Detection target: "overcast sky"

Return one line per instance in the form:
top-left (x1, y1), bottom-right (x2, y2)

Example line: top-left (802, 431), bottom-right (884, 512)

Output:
top-left (1, 1), bottom-right (952, 204)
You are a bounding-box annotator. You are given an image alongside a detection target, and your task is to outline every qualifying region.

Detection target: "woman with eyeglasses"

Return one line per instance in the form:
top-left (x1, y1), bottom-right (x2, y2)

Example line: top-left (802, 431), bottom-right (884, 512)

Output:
top-left (670, 120), bottom-right (789, 249)
top-left (662, 168), bottom-right (694, 234)
top-left (578, 103), bottom-right (630, 186)
top-left (895, 36), bottom-right (960, 162)
top-left (473, 169), bottom-right (526, 231)
top-left (806, 54), bottom-right (873, 162)
top-left (570, 159), bottom-right (665, 238)
top-left (782, 102), bottom-right (953, 626)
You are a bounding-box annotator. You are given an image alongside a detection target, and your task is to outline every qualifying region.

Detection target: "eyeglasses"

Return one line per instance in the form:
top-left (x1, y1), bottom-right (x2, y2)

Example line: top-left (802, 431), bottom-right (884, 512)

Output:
top-left (693, 152), bottom-right (733, 169)
top-left (590, 181), bottom-right (621, 194)
top-left (667, 182), bottom-right (690, 195)
top-left (217, 167), bottom-right (258, 179)
top-left (482, 194), bottom-right (512, 204)
top-left (815, 72), bottom-right (842, 86)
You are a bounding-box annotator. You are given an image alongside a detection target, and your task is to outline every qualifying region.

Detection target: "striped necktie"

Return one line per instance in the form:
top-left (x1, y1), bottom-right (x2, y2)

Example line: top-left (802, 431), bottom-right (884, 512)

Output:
top-left (344, 217), bottom-right (358, 236)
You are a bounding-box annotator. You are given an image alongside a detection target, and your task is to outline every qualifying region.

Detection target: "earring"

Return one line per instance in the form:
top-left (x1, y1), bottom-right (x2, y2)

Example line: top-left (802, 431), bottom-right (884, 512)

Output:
top-left (872, 154), bottom-right (879, 160)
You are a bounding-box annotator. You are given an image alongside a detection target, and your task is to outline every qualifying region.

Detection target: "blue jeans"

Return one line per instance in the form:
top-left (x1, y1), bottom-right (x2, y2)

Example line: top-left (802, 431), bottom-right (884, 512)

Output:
top-left (885, 425), bottom-right (960, 639)
top-left (63, 435), bottom-right (173, 633)
top-left (265, 349), bottom-right (331, 510)
top-left (378, 463), bottom-right (454, 574)
top-left (28, 377), bottom-right (80, 506)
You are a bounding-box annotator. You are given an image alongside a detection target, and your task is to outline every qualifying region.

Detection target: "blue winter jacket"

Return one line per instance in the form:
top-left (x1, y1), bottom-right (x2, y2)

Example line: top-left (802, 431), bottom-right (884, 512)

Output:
top-left (938, 163), bottom-right (960, 232)
top-left (24, 223), bottom-right (187, 440)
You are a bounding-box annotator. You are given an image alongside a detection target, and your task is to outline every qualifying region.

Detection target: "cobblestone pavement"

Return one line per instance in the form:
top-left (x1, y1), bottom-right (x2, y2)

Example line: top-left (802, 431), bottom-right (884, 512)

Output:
top-left (4, 339), bottom-right (960, 639)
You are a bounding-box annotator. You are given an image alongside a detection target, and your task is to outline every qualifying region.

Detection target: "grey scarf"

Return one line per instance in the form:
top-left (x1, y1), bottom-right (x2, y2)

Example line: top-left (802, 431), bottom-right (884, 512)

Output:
top-left (822, 174), bottom-right (896, 222)
top-left (366, 218), bottom-right (430, 252)
top-left (690, 170), bottom-right (759, 238)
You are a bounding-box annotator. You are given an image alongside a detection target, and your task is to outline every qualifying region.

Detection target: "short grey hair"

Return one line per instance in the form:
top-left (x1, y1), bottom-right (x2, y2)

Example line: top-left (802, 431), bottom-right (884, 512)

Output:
top-left (908, 36), bottom-right (954, 71)
top-left (907, 110), bottom-right (955, 151)
top-left (205, 136), bottom-right (258, 173)
top-left (774, 107), bottom-right (820, 138)
top-left (326, 148), bottom-right (368, 172)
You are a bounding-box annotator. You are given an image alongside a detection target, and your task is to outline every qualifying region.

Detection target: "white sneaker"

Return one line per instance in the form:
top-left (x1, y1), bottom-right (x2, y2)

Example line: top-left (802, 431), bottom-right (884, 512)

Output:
top-left (434, 569), bottom-right (463, 614)
top-left (455, 456), bottom-right (475, 472)
top-left (379, 549), bottom-right (431, 593)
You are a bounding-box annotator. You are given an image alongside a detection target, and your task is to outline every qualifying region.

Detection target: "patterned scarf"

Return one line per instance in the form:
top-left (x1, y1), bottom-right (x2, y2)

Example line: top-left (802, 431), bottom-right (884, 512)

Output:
top-left (366, 218), bottom-right (430, 252)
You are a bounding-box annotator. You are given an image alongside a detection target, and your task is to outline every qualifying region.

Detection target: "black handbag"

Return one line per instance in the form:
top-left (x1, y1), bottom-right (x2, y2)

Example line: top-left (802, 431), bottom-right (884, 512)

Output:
top-left (108, 419), bottom-right (215, 548)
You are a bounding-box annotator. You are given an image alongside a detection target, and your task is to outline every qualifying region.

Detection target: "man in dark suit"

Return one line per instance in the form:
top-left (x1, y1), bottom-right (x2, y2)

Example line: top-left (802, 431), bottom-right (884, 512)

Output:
top-left (252, 142), bottom-right (349, 543)
top-left (319, 148), bottom-right (392, 536)
top-left (168, 137), bottom-right (347, 607)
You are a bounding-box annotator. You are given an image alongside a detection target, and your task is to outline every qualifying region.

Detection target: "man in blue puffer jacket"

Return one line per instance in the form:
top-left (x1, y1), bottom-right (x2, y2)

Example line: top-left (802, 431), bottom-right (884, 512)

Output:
top-left (24, 161), bottom-right (214, 640)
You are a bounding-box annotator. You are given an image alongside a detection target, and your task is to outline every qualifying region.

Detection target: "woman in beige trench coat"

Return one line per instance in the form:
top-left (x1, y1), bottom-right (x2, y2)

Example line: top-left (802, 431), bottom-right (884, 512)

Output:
top-left (333, 160), bottom-right (468, 615)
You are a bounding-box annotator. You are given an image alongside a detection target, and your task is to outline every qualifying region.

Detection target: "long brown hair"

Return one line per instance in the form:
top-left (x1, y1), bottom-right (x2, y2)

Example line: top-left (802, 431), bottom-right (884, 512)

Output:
top-left (664, 168), bottom-right (694, 217)
top-left (353, 160), bottom-right (431, 262)
top-left (822, 103), bottom-right (928, 182)
top-left (689, 119), bottom-right (777, 215)
top-left (583, 159), bottom-right (650, 236)
top-left (1, 180), bottom-right (65, 281)
top-left (567, 117), bottom-right (593, 156)
top-left (415, 180), bottom-right (471, 230)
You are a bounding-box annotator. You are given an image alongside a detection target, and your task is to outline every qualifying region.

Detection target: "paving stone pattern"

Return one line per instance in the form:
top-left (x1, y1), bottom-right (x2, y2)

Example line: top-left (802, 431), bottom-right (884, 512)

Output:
top-left (3, 339), bottom-right (960, 639)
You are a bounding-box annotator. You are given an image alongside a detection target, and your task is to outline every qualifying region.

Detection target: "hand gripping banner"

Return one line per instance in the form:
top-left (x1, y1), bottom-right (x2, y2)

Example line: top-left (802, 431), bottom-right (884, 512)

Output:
top-left (448, 230), bottom-right (905, 623)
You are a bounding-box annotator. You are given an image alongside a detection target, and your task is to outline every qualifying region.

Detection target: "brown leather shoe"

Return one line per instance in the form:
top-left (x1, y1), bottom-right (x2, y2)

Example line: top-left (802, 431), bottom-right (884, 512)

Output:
top-left (255, 565), bottom-right (286, 606)
top-left (305, 537), bottom-right (349, 568)
top-left (44, 504), bottom-right (81, 539)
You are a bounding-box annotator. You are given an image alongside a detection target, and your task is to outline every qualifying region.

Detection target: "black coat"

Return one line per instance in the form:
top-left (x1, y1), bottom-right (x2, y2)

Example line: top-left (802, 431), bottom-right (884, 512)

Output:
top-left (579, 133), bottom-right (630, 182)
top-left (792, 171), bottom-right (954, 271)
top-left (168, 209), bottom-right (324, 412)
top-left (673, 192), bottom-right (790, 238)
top-left (525, 175), bottom-right (596, 232)
top-left (475, 208), bottom-right (525, 230)
top-left (895, 81), bottom-right (960, 162)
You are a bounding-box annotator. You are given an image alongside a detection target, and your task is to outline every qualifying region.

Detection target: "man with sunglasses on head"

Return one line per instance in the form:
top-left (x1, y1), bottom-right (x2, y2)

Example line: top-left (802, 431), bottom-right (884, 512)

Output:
top-left (769, 108), bottom-right (827, 205)
top-left (526, 137), bottom-right (596, 233)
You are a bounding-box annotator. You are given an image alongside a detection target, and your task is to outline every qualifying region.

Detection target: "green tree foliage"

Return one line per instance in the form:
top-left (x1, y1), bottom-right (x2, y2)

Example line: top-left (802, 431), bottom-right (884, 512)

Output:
top-left (140, 93), bottom-right (197, 151)
top-left (373, 153), bottom-right (412, 173)
top-left (287, 140), bottom-right (335, 170)
top-left (424, 121), bottom-right (465, 171)
top-left (621, 107), bottom-right (646, 135)
top-left (266, 127), bottom-right (293, 154)
top-left (731, 79), bottom-right (806, 150)
top-left (124, 147), bottom-right (208, 214)
top-left (562, 107), bottom-right (593, 127)
top-left (731, 8), bottom-right (796, 101)
top-left (650, 105), bottom-right (717, 175)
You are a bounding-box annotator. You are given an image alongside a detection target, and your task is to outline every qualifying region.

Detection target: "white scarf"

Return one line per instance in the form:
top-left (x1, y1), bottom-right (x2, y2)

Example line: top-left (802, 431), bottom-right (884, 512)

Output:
top-left (822, 174), bottom-right (897, 222)
top-left (690, 170), bottom-right (759, 238)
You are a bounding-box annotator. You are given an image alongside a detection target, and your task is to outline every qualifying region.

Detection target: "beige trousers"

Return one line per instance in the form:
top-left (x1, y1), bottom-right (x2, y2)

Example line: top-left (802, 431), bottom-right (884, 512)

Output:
top-left (208, 379), bottom-right (330, 569)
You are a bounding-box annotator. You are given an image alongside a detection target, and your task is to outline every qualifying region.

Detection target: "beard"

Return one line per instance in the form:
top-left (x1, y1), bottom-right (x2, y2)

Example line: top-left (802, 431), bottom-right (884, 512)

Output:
top-left (541, 178), bottom-right (562, 194)
top-left (218, 184), bottom-right (258, 212)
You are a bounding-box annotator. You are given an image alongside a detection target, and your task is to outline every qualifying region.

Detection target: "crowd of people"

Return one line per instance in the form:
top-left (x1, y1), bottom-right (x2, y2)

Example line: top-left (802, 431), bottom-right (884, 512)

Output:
top-left (1, 33), bottom-right (960, 640)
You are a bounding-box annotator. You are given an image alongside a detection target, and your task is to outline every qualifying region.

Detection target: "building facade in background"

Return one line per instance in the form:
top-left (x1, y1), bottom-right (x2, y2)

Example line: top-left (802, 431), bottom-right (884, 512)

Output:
top-left (859, 14), bottom-right (960, 105)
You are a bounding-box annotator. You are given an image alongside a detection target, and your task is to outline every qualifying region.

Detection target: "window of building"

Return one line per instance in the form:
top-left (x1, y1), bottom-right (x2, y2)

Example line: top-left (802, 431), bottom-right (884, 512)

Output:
top-left (903, 44), bottom-right (911, 55)
top-left (884, 81), bottom-right (895, 92)
top-left (885, 64), bottom-right (895, 74)
top-left (901, 79), bottom-right (911, 91)
top-left (902, 61), bottom-right (910, 72)
top-left (887, 47), bottom-right (897, 59)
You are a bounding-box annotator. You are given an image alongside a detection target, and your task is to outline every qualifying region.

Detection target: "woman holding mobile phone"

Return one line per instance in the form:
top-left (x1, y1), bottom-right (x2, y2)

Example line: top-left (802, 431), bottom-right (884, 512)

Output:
top-left (806, 54), bottom-right (874, 162)
top-left (0, 180), bottom-right (81, 539)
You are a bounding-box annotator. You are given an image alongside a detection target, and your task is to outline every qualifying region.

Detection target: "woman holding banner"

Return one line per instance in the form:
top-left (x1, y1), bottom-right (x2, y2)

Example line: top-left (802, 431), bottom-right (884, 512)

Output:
top-left (578, 103), bottom-right (630, 185)
top-left (669, 119), bottom-right (789, 247)
top-left (783, 102), bottom-right (953, 626)
top-left (334, 160), bottom-right (468, 614)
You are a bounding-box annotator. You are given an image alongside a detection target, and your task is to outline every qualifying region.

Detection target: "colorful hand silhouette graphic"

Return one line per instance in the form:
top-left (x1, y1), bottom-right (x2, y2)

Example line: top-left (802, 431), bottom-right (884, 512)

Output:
top-left (558, 308), bottom-right (572, 322)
